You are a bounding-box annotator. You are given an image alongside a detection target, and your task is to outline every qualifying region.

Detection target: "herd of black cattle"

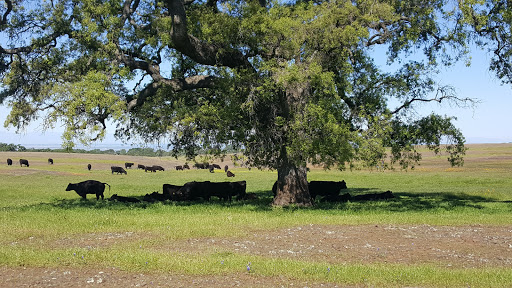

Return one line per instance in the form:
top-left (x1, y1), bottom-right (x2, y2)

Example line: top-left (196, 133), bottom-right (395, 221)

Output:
top-left (6, 157), bottom-right (395, 204)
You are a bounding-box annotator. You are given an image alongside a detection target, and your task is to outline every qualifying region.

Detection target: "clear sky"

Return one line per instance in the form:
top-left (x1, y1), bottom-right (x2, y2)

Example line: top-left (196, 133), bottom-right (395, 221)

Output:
top-left (1, 45), bottom-right (511, 148)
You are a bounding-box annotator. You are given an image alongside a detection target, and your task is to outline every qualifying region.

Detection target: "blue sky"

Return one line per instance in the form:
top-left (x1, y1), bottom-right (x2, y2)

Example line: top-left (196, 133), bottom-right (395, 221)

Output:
top-left (1, 46), bottom-right (512, 148)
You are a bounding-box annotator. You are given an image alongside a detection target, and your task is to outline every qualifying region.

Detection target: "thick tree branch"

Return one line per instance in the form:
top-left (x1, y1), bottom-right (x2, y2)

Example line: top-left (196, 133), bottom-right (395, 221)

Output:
top-left (165, 0), bottom-right (254, 70)
top-left (1, 0), bottom-right (12, 26)
top-left (126, 75), bottom-right (219, 111)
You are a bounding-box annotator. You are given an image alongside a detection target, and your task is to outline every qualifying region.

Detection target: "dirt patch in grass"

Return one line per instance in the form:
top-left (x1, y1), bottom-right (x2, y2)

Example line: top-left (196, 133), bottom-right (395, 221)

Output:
top-left (0, 266), bottom-right (339, 288)
top-left (3, 224), bottom-right (512, 286)
top-left (160, 224), bottom-right (512, 269)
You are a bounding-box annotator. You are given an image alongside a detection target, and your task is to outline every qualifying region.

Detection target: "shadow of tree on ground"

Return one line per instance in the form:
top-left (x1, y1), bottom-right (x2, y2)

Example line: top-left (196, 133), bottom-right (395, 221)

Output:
top-left (38, 188), bottom-right (510, 214)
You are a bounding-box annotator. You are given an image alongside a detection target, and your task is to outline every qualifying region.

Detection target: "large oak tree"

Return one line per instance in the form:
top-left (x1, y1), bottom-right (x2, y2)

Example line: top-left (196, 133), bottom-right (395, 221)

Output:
top-left (2, 0), bottom-right (500, 206)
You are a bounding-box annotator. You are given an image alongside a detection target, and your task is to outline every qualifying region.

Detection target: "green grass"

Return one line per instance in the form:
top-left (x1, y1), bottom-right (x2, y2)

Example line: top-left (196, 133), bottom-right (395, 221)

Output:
top-left (1, 144), bottom-right (512, 286)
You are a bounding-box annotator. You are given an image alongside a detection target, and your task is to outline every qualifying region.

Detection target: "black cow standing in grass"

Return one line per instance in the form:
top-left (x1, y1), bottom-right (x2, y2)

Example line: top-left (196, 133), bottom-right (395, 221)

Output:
top-left (19, 159), bottom-right (29, 167)
top-left (7, 158), bottom-right (12, 166)
top-left (111, 166), bottom-right (127, 174)
top-left (87, 164), bottom-right (92, 171)
top-left (66, 180), bottom-right (110, 200)
top-left (125, 162), bottom-right (134, 169)
top-left (48, 158), bottom-right (54, 165)
top-left (224, 165), bottom-right (228, 173)
top-left (183, 164), bottom-right (190, 170)
top-left (175, 165), bottom-right (183, 171)
top-left (152, 165), bottom-right (165, 171)
top-left (145, 166), bottom-right (156, 172)
top-left (137, 164), bottom-right (145, 170)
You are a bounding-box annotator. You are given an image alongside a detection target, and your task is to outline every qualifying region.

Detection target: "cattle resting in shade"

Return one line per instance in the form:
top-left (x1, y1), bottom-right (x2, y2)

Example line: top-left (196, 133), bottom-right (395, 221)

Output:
top-left (174, 181), bottom-right (247, 201)
top-left (66, 180), bottom-right (110, 200)
top-left (308, 180), bottom-right (347, 200)
top-left (110, 194), bottom-right (141, 203)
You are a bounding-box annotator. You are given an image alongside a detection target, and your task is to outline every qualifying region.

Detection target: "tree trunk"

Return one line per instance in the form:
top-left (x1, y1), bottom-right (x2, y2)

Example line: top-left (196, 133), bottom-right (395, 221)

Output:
top-left (272, 163), bottom-right (312, 207)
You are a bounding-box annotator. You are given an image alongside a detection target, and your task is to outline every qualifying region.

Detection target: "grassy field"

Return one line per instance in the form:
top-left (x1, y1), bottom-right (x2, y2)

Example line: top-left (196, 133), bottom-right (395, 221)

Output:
top-left (0, 144), bottom-right (511, 287)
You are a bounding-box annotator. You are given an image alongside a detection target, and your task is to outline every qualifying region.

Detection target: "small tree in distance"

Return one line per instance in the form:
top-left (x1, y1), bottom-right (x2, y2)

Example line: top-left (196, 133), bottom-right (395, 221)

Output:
top-left (3, 0), bottom-right (502, 206)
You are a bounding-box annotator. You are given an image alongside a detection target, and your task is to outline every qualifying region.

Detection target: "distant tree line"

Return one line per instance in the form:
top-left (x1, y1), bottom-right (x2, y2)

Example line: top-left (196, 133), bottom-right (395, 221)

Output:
top-left (0, 142), bottom-right (165, 156)
top-left (0, 143), bottom-right (238, 157)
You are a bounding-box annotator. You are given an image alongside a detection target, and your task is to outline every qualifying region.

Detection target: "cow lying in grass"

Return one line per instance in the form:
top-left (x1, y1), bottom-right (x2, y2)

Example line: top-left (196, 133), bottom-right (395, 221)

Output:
top-left (110, 194), bottom-right (141, 203)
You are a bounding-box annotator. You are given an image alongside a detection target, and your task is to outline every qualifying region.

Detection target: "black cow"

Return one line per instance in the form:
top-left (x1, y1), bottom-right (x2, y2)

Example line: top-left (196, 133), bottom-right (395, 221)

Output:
top-left (111, 166), bottom-right (127, 175)
top-left (137, 164), bottom-right (146, 170)
top-left (125, 162), bottom-right (134, 169)
top-left (209, 165), bottom-right (215, 173)
top-left (194, 163), bottom-right (208, 169)
top-left (143, 191), bottom-right (170, 202)
top-left (145, 166), bottom-right (156, 172)
top-left (152, 165), bottom-right (165, 171)
top-left (183, 164), bottom-right (190, 170)
top-left (177, 181), bottom-right (209, 200)
top-left (19, 159), bottom-right (29, 167)
top-left (175, 165), bottom-right (183, 171)
top-left (224, 165), bottom-right (228, 172)
top-left (66, 180), bottom-right (110, 200)
top-left (227, 170), bottom-right (235, 177)
top-left (87, 164), bottom-right (92, 171)
top-left (163, 184), bottom-right (185, 200)
top-left (7, 158), bottom-right (12, 166)
top-left (110, 194), bottom-right (141, 203)
top-left (177, 181), bottom-right (246, 201)
top-left (212, 164), bottom-right (221, 169)
top-left (308, 180), bottom-right (347, 200)
top-left (207, 181), bottom-right (247, 201)
top-left (48, 158), bottom-right (54, 165)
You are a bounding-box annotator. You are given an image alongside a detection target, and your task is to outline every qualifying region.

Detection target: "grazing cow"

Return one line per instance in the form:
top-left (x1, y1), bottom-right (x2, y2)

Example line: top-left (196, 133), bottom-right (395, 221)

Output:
top-left (137, 164), bottom-right (146, 170)
top-left (48, 158), bottom-right (54, 165)
top-left (212, 164), bottom-right (221, 169)
top-left (194, 163), bottom-right (208, 169)
top-left (110, 194), bottom-right (141, 203)
top-left (227, 170), bottom-right (235, 177)
top-left (19, 159), bottom-right (29, 167)
top-left (125, 162), bottom-right (134, 169)
top-left (175, 165), bottom-right (183, 171)
top-left (145, 166), bottom-right (156, 172)
top-left (111, 166), bottom-right (127, 175)
top-left (152, 165), bottom-right (165, 171)
top-left (87, 164), bottom-right (92, 171)
top-left (224, 165), bottom-right (228, 172)
top-left (308, 180), bottom-right (347, 200)
top-left (209, 165), bottom-right (215, 173)
top-left (7, 158), bottom-right (13, 166)
top-left (66, 180), bottom-right (110, 200)
top-left (183, 164), bottom-right (190, 169)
